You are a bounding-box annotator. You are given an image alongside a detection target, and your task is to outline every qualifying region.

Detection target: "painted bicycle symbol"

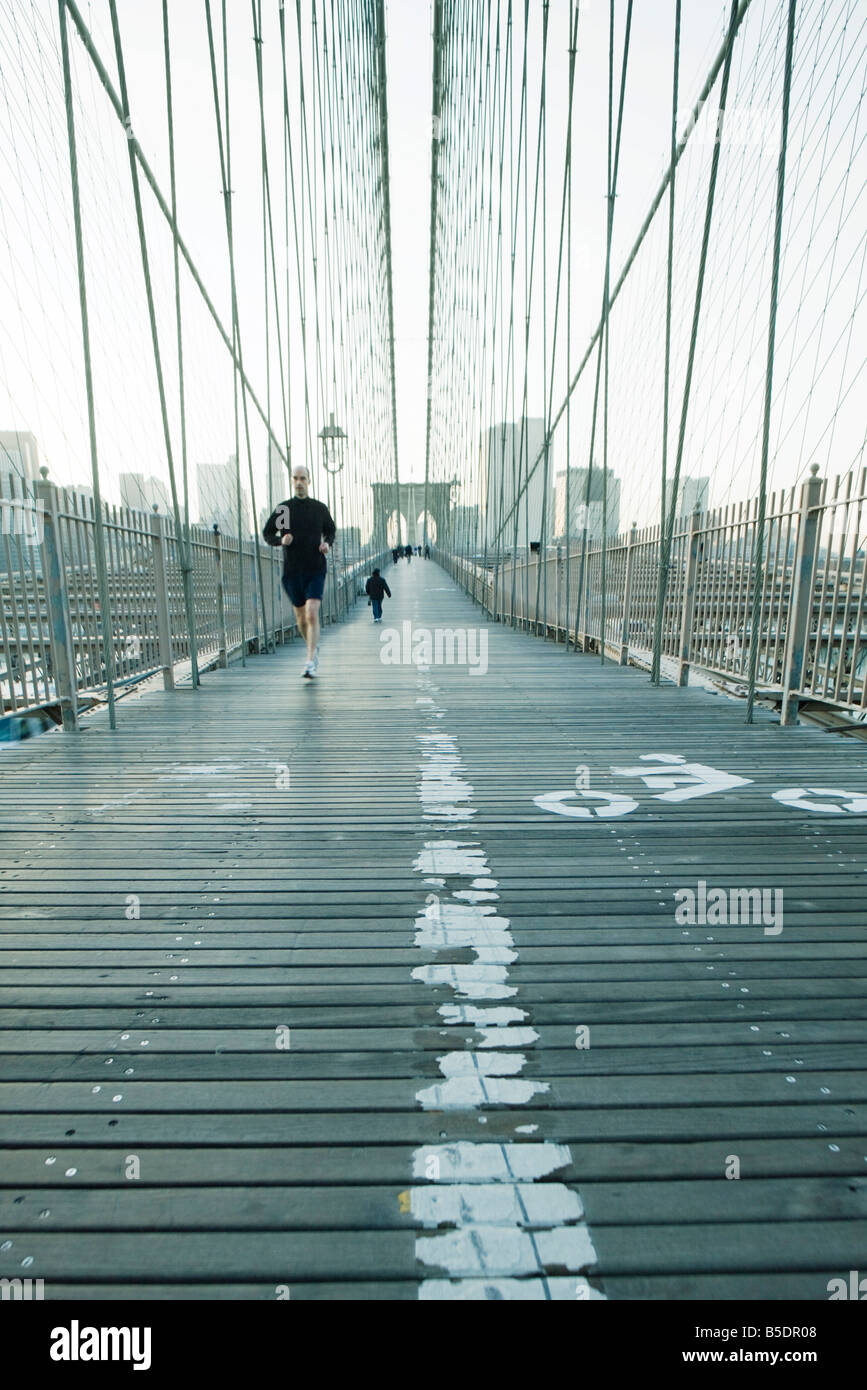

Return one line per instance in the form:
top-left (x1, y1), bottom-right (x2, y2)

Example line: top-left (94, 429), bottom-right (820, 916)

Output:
top-left (534, 754), bottom-right (867, 820)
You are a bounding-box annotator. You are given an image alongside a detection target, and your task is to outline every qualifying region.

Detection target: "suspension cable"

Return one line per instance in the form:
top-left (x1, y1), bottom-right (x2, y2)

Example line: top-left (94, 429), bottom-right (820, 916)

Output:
top-left (57, 0), bottom-right (116, 727)
top-left (746, 0), bottom-right (799, 722)
top-left (109, 0), bottom-right (201, 691)
top-left (650, 0), bottom-right (681, 686)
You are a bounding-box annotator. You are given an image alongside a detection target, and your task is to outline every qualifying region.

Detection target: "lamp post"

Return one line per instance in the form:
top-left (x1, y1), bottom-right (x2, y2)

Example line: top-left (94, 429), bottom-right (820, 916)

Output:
top-left (319, 412), bottom-right (347, 477)
top-left (318, 412), bottom-right (347, 620)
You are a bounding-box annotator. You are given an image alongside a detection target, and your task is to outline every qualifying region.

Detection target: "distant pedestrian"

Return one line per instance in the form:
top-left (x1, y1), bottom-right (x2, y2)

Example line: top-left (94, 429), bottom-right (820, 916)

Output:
top-left (424, 544), bottom-right (431, 559)
top-left (263, 465), bottom-right (336, 680)
top-left (405, 544), bottom-right (412, 564)
top-left (365, 568), bottom-right (391, 624)
top-left (392, 548), bottom-right (400, 566)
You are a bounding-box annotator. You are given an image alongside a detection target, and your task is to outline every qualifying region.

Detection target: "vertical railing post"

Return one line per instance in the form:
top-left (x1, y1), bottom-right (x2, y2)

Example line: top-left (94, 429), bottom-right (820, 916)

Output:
top-left (249, 544), bottom-right (262, 653)
top-left (781, 464), bottom-right (822, 726)
top-left (149, 507), bottom-right (175, 690)
top-left (36, 471), bottom-right (79, 731)
top-left (677, 508), bottom-right (703, 687)
top-left (556, 544), bottom-right (563, 641)
top-left (620, 524), bottom-right (638, 666)
top-left (213, 527), bottom-right (229, 668)
top-left (579, 551), bottom-right (591, 651)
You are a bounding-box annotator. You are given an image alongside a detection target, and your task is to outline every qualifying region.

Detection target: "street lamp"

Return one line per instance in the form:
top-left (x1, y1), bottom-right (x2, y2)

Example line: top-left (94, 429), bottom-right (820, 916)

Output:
top-left (319, 412), bottom-right (347, 476)
top-left (318, 413), bottom-right (347, 617)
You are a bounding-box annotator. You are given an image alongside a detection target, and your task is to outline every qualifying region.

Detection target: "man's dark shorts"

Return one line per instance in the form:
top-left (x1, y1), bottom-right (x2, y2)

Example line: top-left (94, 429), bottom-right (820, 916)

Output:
top-left (282, 570), bottom-right (326, 608)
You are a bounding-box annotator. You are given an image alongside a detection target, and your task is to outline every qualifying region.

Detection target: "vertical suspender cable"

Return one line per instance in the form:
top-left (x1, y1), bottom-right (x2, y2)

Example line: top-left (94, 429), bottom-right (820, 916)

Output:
top-left (162, 0), bottom-right (200, 688)
top-left (253, 1), bottom-right (291, 468)
top-left (538, 0), bottom-right (550, 636)
top-left (508, 0), bottom-right (531, 626)
top-left (746, 0), bottom-right (797, 723)
top-left (651, 0), bottom-right (681, 686)
top-left (280, 1), bottom-right (314, 479)
top-left (374, 0), bottom-right (401, 552)
top-left (487, 0), bottom-right (513, 611)
top-left (499, 0), bottom-right (516, 617)
top-left (109, 0), bottom-right (200, 692)
top-left (228, 23), bottom-right (270, 655)
top-left (573, 0), bottom-right (633, 653)
top-left (254, 0), bottom-right (277, 640)
top-left (599, 0), bottom-right (615, 663)
top-left (57, 0), bottom-right (116, 728)
top-left (309, 0), bottom-right (325, 501)
top-left (205, 0), bottom-right (246, 665)
top-left (655, 0), bottom-right (741, 677)
top-left (564, 0), bottom-right (576, 650)
top-left (424, 0), bottom-right (446, 554)
top-left (480, 0), bottom-right (505, 598)
top-left (535, 0), bottom-right (579, 635)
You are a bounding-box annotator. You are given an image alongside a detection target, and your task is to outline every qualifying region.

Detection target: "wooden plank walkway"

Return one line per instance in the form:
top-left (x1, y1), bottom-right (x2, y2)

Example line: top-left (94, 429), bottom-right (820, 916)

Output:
top-left (1, 560), bottom-right (866, 1300)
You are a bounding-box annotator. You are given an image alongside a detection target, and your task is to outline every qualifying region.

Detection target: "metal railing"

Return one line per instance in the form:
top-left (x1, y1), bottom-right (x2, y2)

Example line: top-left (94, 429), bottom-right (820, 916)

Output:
top-left (1, 473), bottom-right (383, 731)
top-left (442, 464), bottom-right (867, 723)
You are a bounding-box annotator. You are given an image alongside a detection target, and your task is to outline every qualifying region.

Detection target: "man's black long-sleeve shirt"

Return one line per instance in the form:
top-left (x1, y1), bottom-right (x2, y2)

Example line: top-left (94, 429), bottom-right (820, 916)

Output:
top-left (262, 497), bottom-right (337, 576)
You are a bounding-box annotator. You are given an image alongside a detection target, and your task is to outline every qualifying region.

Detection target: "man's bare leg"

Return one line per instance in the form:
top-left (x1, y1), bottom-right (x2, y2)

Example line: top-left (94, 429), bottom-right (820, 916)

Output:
top-left (294, 606), bottom-right (309, 648)
top-left (304, 599), bottom-right (321, 661)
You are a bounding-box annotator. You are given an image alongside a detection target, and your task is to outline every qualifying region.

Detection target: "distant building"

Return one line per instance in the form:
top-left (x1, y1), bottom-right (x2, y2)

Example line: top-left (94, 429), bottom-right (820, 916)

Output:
top-left (554, 467), bottom-right (621, 541)
top-left (197, 459), bottom-right (251, 538)
top-left (451, 504), bottom-right (481, 550)
top-left (0, 430), bottom-right (39, 485)
top-left (482, 419), bottom-right (554, 551)
top-left (0, 432), bottom-right (41, 574)
top-left (663, 475), bottom-right (710, 521)
top-left (119, 473), bottom-right (170, 515)
top-left (266, 439), bottom-right (290, 510)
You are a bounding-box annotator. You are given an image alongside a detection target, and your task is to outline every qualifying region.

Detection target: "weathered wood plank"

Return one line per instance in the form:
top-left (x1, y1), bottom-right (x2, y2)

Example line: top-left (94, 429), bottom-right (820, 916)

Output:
top-left (3, 1222), bottom-right (866, 1279)
top-left (3, 1137), bottom-right (866, 1185)
top-left (2, 1176), bottom-right (865, 1231)
top-left (3, 1102), bottom-right (864, 1143)
top-left (1, 1044), bottom-right (865, 1082)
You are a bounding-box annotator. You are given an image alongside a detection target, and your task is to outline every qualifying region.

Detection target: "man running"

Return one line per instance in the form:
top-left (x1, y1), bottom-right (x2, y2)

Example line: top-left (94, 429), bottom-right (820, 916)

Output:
top-left (263, 465), bottom-right (337, 680)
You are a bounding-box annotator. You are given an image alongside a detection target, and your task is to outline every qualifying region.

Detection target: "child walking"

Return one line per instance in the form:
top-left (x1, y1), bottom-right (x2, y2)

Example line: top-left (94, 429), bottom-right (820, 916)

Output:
top-left (365, 568), bottom-right (392, 623)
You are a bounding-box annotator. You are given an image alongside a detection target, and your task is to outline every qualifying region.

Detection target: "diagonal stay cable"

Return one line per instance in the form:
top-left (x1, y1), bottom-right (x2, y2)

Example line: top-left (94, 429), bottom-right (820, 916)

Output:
top-left (60, 0), bottom-right (288, 474)
top-left (491, 0), bottom-right (756, 555)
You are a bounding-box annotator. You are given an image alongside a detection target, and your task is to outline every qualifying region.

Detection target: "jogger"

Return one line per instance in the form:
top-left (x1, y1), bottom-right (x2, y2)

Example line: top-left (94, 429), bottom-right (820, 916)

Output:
top-left (263, 466), bottom-right (337, 679)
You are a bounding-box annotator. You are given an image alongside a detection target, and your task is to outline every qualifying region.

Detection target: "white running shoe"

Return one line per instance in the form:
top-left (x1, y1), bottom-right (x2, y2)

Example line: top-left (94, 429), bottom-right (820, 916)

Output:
top-left (309, 649), bottom-right (320, 677)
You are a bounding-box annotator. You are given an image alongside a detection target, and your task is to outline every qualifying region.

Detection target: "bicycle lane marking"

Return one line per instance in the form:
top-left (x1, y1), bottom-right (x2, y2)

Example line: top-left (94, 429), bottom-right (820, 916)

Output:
top-left (406, 665), bottom-right (605, 1300)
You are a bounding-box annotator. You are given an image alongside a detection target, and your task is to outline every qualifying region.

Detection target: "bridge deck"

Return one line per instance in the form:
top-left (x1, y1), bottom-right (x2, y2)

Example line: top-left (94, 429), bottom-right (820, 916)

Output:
top-left (1, 562), bottom-right (866, 1300)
